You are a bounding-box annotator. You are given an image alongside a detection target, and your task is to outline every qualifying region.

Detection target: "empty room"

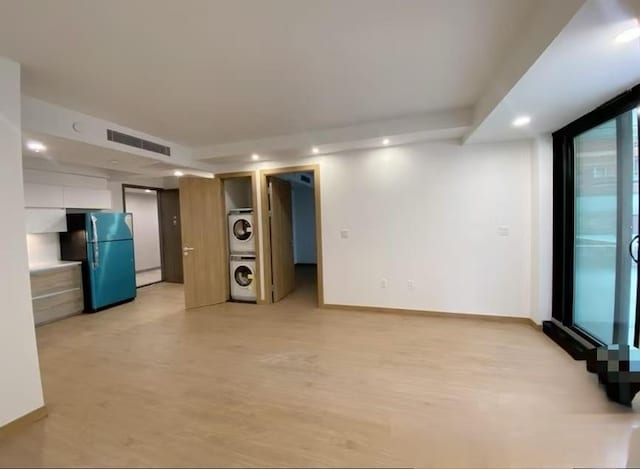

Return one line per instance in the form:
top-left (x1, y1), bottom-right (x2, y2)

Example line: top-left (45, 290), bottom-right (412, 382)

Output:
top-left (1, 1), bottom-right (640, 468)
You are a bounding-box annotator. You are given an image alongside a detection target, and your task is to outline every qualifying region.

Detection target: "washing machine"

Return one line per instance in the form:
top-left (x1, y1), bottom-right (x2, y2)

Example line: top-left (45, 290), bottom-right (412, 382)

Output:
top-left (228, 209), bottom-right (255, 254)
top-left (230, 255), bottom-right (256, 302)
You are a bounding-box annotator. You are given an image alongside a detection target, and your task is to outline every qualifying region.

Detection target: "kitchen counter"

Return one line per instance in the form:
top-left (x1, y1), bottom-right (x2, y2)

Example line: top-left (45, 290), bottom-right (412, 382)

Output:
top-left (29, 260), bottom-right (82, 274)
top-left (30, 261), bottom-right (84, 325)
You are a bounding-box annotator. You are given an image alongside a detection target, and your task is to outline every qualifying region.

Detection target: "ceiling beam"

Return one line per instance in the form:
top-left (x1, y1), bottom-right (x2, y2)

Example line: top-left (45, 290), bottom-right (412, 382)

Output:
top-left (464, 0), bottom-right (585, 143)
top-left (21, 96), bottom-right (216, 174)
top-left (193, 107), bottom-right (473, 161)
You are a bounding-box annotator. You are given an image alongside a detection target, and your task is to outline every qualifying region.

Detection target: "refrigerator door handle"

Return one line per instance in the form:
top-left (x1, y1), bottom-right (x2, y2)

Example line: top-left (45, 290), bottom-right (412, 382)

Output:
top-left (91, 215), bottom-right (99, 242)
top-left (91, 215), bottom-right (99, 268)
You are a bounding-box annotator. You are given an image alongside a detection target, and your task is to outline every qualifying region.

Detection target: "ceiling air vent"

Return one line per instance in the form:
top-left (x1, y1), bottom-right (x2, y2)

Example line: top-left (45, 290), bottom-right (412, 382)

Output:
top-left (107, 129), bottom-right (171, 156)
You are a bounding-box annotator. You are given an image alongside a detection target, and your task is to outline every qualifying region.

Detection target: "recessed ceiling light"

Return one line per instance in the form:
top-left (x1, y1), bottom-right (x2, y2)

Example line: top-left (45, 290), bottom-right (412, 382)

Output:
top-left (26, 140), bottom-right (46, 153)
top-left (145, 189), bottom-right (153, 193)
top-left (615, 24), bottom-right (640, 44)
top-left (312, 147), bottom-right (319, 154)
top-left (174, 170), bottom-right (184, 177)
top-left (512, 116), bottom-right (531, 127)
top-left (382, 138), bottom-right (390, 145)
top-left (251, 153), bottom-right (260, 161)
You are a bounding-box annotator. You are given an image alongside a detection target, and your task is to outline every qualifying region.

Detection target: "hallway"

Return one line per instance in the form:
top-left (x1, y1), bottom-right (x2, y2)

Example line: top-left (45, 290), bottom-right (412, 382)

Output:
top-left (281, 264), bottom-right (318, 306)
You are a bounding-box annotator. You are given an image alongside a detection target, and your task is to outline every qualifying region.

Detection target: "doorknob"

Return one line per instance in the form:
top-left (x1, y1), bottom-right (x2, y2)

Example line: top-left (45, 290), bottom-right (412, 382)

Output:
top-left (183, 246), bottom-right (195, 257)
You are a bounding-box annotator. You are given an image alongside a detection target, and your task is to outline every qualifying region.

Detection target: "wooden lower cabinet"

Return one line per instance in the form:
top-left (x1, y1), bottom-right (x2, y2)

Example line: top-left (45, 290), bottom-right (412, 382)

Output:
top-left (30, 265), bottom-right (84, 326)
top-left (31, 266), bottom-right (82, 297)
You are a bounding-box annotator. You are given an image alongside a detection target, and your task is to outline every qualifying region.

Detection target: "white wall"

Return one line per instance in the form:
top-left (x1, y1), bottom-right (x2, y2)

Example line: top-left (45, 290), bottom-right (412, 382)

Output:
top-left (108, 177), bottom-right (165, 212)
top-left (108, 181), bottom-right (123, 212)
top-left (0, 57), bottom-right (44, 427)
top-left (26, 233), bottom-right (61, 266)
top-left (320, 140), bottom-right (532, 316)
top-left (530, 135), bottom-right (554, 324)
top-left (224, 177), bottom-right (252, 211)
top-left (124, 191), bottom-right (162, 272)
top-left (212, 138), bottom-right (534, 318)
top-left (292, 184), bottom-right (317, 264)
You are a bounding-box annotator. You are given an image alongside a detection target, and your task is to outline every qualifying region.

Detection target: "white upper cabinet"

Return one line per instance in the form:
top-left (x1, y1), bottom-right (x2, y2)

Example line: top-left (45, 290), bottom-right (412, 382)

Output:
top-left (24, 183), bottom-right (112, 210)
top-left (24, 183), bottom-right (64, 208)
top-left (25, 208), bottom-right (67, 233)
top-left (62, 187), bottom-right (111, 209)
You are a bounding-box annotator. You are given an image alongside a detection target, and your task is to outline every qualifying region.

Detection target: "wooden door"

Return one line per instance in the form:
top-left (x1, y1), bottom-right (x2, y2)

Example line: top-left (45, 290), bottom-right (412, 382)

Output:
top-left (158, 189), bottom-right (183, 283)
top-left (179, 177), bottom-right (228, 308)
top-left (269, 177), bottom-right (295, 302)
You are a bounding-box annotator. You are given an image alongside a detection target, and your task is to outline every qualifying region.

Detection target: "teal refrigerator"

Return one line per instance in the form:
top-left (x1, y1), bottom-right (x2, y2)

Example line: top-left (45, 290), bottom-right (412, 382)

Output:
top-left (60, 212), bottom-right (137, 312)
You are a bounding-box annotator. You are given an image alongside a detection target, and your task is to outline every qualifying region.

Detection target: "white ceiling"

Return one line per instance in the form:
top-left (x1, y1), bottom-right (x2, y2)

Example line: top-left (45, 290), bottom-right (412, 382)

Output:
top-left (467, 0), bottom-right (640, 142)
top-left (0, 0), bottom-right (534, 146)
top-left (4, 0), bottom-right (639, 175)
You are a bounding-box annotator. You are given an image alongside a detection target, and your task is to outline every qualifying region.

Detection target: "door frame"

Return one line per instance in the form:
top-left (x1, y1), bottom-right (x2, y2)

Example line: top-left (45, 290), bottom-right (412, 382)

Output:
top-left (122, 183), bottom-right (165, 286)
top-left (259, 164), bottom-right (324, 306)
top-left (216, 171), bottom-right (262, 304)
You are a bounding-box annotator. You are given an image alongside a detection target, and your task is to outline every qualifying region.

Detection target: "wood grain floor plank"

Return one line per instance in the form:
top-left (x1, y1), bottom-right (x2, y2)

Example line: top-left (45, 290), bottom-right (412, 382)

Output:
top-left (1, 267), bottom-right (639, 468)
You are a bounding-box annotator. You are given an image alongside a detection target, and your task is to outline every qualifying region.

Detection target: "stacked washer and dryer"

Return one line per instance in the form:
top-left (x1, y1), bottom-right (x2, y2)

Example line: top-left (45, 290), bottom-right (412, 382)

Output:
top-left (228, 208), bottom-right (256, 302)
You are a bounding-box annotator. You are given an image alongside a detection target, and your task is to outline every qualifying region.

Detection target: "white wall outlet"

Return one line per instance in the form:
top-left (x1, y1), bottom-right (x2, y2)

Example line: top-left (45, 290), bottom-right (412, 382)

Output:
top-left (380, 278), bottom-right (388, 289)
top-left (497, 225), bottom-right (510, 237)
top-left (340, 229), bottom-right (350, 239)
top-left (408, 280), bottom-right (415, 290)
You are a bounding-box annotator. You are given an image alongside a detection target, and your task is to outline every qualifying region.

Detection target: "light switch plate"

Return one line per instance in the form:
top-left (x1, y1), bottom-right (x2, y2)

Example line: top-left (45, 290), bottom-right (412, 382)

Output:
top-left (497, 225), bottom-right (510, 237)
top-left (340, 229), bottom-right (350, 239)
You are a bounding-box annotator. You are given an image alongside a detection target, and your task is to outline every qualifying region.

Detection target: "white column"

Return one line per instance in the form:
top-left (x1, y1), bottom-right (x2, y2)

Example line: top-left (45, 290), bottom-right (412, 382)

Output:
top-left (0, 57), bottom-right (45, 426)
top-left (530, 135), bottom-right (554, 324)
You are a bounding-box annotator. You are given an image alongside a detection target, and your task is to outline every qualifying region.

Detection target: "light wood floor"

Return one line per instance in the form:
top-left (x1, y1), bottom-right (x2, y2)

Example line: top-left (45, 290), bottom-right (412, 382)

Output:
top-left (1, 266), bottom-right (639, 468)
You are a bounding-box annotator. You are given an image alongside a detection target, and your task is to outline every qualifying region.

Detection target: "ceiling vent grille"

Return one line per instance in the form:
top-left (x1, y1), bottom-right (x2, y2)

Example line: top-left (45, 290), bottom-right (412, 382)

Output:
top-left (107, 129), bottom-right (171, 156)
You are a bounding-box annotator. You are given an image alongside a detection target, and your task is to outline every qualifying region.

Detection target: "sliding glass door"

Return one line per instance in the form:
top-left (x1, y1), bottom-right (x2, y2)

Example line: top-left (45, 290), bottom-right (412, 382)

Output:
top-left (550, 85), bottom-right (640, 354)
top-left (573, 109), bottom-right (638, 345)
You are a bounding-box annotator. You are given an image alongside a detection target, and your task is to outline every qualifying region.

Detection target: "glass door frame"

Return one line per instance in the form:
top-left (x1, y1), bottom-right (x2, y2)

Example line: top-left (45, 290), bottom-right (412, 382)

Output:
top-left (551, 83), bottom-right (640, 350)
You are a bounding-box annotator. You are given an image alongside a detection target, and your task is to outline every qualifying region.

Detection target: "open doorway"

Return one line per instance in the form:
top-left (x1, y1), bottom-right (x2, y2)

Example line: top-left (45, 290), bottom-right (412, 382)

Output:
top-left (123, 185), bottom-right (184, 287)
top-left (261, 166), bottom-right (322, 306)
top-left (123, 186), bottom-right (162, 287)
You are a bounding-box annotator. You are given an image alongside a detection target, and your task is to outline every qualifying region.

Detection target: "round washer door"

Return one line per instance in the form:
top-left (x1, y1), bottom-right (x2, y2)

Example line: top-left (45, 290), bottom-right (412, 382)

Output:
top-left (234, 265), bottom-right (254, 288)
top-left (232, 218), bottom-right (253, 241)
